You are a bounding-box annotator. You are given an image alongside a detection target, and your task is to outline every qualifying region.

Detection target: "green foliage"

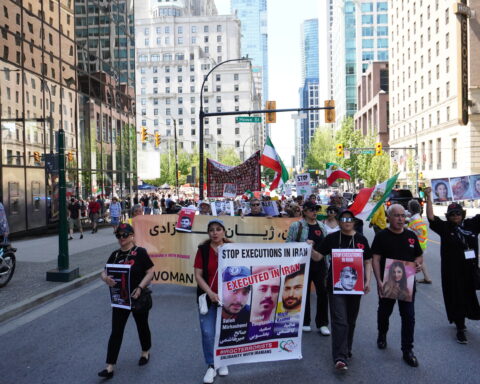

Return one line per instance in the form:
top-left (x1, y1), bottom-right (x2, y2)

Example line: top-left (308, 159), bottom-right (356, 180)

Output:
top-left (304, 126), bottom-right (337, 171)
top-left (217, 148), bottom-right (241, 166)
top-left (305, 117), bottom-right (391, 188)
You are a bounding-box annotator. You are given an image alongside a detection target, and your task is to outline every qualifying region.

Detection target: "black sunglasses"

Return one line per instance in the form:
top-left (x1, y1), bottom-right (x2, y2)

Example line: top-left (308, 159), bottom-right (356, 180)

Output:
top-left (251, 203), bottom-right (261, 206)
top-left (115, 233), bottom-right (131, 239)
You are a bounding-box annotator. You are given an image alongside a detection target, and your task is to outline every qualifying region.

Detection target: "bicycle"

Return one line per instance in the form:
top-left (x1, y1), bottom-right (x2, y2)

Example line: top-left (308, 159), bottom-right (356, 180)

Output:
top-left (0, 240), bottom-right (16, 288)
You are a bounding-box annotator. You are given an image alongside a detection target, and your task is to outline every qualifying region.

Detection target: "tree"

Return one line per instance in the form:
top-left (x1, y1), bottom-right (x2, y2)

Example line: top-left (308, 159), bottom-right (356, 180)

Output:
top-left (304, 126), bottom-right (337, 172)
top-left (335, 117), bottom-right (364, 184)
top-left (217, 148), bottom-right (241, 166)
top-left (357, 135), bottom-right (391, 187)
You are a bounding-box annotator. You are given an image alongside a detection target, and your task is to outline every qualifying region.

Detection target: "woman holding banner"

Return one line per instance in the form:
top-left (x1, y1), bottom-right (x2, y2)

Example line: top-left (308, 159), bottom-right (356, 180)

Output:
top-left (194, 219), bottom-right (231, 384)
top-left (98, 223), bottom-right (154, 379)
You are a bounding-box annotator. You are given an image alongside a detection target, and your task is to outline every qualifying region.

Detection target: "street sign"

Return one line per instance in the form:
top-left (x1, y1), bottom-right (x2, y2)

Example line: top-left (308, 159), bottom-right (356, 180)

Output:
top-left (235, 116), bottom-right (262, 123)
top-left (44, 153), bottom-right (59, 174)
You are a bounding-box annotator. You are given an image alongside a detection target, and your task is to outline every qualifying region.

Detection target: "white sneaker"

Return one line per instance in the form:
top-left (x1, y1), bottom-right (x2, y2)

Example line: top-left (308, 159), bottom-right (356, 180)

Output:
top-left (203, 367), bottom-right (216, 384)
top-left (302, 325), bottom-right (312, 332)
top-left (320, 326), bottom-right (331, 336)
top-left (218, 366), bottom-right (229, 376)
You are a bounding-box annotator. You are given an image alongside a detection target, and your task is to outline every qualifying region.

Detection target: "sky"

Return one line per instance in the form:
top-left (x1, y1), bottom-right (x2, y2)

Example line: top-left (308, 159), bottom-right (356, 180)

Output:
top-left (215, 0), bottom-right (324, 168)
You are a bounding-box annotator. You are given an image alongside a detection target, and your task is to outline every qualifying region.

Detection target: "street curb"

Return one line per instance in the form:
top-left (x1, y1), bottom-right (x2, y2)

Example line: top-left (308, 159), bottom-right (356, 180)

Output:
top-left (0, 268), bottom-right (103, 324)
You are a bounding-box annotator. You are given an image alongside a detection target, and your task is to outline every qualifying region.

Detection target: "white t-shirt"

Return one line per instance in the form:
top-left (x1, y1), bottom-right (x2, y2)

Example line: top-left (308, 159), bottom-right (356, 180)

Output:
top-left (324, 222), bottom-right (340, 235)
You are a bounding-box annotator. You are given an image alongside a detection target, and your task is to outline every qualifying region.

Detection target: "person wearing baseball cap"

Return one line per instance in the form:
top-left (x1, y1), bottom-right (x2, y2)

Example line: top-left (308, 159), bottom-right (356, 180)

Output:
top-left (194, 218), bottom-right (231, 383)
top-left (98, 222), bottom-right (154, 379)
top-left (424, 187), bottom-right (480, 345)
top-left (286, 199), bottom-right (330, 336)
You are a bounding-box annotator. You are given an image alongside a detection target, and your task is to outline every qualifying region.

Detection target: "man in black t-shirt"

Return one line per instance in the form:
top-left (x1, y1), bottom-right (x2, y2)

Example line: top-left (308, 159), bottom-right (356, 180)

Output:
top-left (317, 209), bottom-right (372, 371)
top-left (67, 197), bottom-right (83, 240)
top-left (372, 204), bottom-right (423, 368)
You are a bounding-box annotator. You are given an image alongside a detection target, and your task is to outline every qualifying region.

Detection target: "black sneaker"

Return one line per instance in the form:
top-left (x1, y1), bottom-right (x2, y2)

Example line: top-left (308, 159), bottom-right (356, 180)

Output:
top-left (80, 234), bottom-right (83, 239)
top-left (377, 333), bottom-right (387, 349)
top-left (456, 330), bottom-right (468, 344)
top-left (402, 350), bottom-right (419, 367)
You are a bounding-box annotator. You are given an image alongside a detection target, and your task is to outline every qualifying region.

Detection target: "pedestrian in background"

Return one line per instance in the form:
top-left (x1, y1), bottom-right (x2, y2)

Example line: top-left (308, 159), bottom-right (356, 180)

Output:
top-left (88, 196), bottom-right (101, 234)
top-left (98, 223), bottom-right (154, 379)
top-left (128, 204), bottom-right (143, 225)
top-left (286, 201), bottom-right (330, 336)
top-left (67, 197), bottom-right (83, 240)
top-left (407, 199), bottom-right (432, 284)
top-left (109, 197), bottom-right (122, 233)
top-left (323, 205), bottom-right (340, 235)
top-left (372, 204), bottom-right (423, 367)
top-left (194, 219), bottom-right (231, 383)
top-left (152, 196), bottom-right (161, 215)
top-left (424, 187), bottom-right (480, 344)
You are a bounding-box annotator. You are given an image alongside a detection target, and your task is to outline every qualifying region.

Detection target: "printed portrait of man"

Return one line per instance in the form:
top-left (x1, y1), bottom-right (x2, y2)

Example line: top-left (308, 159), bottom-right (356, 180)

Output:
top-left (280, 264), bottom-right (306, 314)
top-left (179, 216), bottom-right (192, 230)
top-left (221, 266), bottom-right (251, 321)
top-left (334, 266), bottom-right (358, 291)
top-left (250, 266), bottom-right (281, 325)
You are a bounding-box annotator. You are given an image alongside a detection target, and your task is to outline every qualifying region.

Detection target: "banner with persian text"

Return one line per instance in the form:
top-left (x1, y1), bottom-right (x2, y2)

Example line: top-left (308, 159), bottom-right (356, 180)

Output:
top-left (133, 215), bottom-right (298, 286)
top-left (214, 243), bottom-right (311, 368)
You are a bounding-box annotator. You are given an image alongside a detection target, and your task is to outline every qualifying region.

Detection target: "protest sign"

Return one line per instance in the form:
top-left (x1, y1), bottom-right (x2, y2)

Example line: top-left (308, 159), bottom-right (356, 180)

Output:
top-left (382, 259), bottom-right (416, 302)
top-left (133, 215), bottom-right (298, 287)
top-left (431, 174), bottom-right (480, 201)
top-left (175, 208), bottom-right (196, 232)
top-left (106, 264), bottom-right (132, 309)
top-left (223, 183), bottom-right (237, 198)
top-left (214, 242), bottom-right (311, 368)
top-left (331, 249), bottom-right (364, 294)
top-left (295, 173), bottom-right (312, 197)
top-left (211, 201), bottom-right (235, 216)
top-left (261, 201), bottom-right (279, 217)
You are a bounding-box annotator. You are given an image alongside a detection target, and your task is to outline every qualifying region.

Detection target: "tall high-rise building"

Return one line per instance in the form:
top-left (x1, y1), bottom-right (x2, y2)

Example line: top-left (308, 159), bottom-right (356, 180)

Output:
top-left (389, 0), bottom-right (480, 186)
top-left (325, 0), bottom-right (334, 100)
top-left (0, 0), bottom-right (137, 234)
top-left (230, 0), bottom-right (268, 103)
top-left (331, 0), bottom-right (388, 124)
top-left (296, 19), bottom-right (319, 167)
top-left (135, 0), bottom-right (262, 180)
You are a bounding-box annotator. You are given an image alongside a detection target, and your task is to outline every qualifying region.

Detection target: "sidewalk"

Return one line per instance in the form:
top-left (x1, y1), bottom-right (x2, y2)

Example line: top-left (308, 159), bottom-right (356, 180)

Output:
top-left (0, 227), bottom-right (118, 323)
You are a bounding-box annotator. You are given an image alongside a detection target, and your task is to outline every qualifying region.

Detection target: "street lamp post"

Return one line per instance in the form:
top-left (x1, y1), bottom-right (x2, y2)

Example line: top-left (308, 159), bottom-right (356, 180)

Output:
top-left (242, 135), bottom-right (255, 161)
top-left (199, 57), bottom-right (250, 200)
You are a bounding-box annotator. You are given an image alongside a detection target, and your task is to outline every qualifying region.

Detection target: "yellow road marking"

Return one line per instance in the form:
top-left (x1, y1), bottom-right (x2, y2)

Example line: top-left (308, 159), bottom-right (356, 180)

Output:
top-left (428, 238), bottom-right (440, 245)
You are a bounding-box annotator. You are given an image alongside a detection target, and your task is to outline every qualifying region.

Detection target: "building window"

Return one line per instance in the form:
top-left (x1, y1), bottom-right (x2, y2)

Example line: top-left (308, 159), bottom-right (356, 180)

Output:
top-left (452, 138), bottom-right (457, 168)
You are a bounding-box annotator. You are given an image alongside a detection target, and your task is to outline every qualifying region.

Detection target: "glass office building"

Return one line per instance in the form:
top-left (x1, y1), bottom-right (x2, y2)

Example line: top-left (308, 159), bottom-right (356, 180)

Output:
top-left (0, 0), bottom-right (136, 234)
top-left (231, 0), bottom-right (268, 103)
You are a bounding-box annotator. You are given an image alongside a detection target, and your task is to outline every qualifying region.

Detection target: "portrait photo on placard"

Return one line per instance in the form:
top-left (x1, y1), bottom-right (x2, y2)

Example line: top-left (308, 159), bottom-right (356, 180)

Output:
top-left (469, 174), bottom-right (480, 199)
top-left (382, 259), bottom-right (416, 303)
top-left (431, 178), bottom-right (452, 202)
top-left (450, 176), bottom-right (472, 201)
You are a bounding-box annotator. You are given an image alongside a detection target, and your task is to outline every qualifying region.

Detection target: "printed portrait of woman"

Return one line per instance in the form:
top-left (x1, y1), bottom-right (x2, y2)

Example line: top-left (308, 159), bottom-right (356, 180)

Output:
top-left (382, 261), bottom-right (412, 302)
top-left (469, 175), bottom-right (480, 199)
top-left (432, 179), bottom-right (451, 202)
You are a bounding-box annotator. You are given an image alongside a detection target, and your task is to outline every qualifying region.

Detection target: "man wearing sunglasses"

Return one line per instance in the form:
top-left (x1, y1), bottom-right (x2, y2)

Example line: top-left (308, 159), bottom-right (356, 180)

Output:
top-left (372, 204), bottom-right (423, 368)
top-left (286, 201), bottom-right (329, 336)
top-left (424, 187), bottom-right (480, 345)
top-left (246, 198), bottom-right (266, 217)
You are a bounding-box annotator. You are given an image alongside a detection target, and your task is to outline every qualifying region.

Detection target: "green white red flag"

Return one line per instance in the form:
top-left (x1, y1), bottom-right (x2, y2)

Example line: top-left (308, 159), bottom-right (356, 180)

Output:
top-left (260, 137), bottom-right (289, 191)
top-left (326, 163), bottom-right (351, 185)
top-left (349, 173), bottom-right (400, 220)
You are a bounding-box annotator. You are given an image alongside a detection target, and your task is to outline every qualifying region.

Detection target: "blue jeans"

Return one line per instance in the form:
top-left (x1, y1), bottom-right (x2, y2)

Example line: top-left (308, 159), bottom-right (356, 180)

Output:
top-left (199, 304), bottom-right (217, 365)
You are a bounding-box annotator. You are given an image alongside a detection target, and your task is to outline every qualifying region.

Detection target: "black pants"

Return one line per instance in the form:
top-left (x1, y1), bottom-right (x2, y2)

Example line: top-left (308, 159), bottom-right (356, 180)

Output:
top-left (304, 260), bottom-right (329, 327)
top-left (106, 307), bottom-right (152, 364)
top-left (377, 295), bottom-right (415, 352)
top-left (329, 294), bottom-right (361, 363)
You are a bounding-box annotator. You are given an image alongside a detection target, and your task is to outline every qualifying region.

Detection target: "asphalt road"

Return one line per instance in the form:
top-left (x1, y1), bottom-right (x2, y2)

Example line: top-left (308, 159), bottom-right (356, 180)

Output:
top-left (1, 226), bottom-right (480, 384)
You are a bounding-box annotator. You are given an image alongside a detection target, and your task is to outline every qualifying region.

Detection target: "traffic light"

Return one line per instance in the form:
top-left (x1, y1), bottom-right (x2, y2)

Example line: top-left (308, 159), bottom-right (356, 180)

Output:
top-left (336, 143), bottom-right (344, 157)
top-left (67, 152), bottom-right (73, 162)
top-left (265, 101), bottom-right (276, 124)
top-left (375, 142), bottom-right (382, 156)
top-left (154, 132), bottom-right (161, 148)
top-left (325, 100), bottom-right (336, 123)
top-left (141, 127), bottom-right (148, 143)
top-left (33, 151), bottom-right (40, 162)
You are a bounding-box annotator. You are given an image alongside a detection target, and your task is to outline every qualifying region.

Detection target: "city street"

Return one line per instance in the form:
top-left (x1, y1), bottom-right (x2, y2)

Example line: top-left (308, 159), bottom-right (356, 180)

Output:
top-left (1, 225), bottom-right (480, 384)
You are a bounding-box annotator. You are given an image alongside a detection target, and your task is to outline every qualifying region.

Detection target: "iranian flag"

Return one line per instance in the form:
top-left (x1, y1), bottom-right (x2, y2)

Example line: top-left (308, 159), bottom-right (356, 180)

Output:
top-left (349, 173), bottom-right (400, 220)
top-left (260, 137), bottom-right (289, 191)
top-left (326, 163), bottom-right (351, 185)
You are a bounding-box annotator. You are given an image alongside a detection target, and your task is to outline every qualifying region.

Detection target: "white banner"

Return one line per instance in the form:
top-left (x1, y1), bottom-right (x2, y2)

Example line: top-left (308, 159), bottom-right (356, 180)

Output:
top-left (214, 243), bottom-right (311, 368)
